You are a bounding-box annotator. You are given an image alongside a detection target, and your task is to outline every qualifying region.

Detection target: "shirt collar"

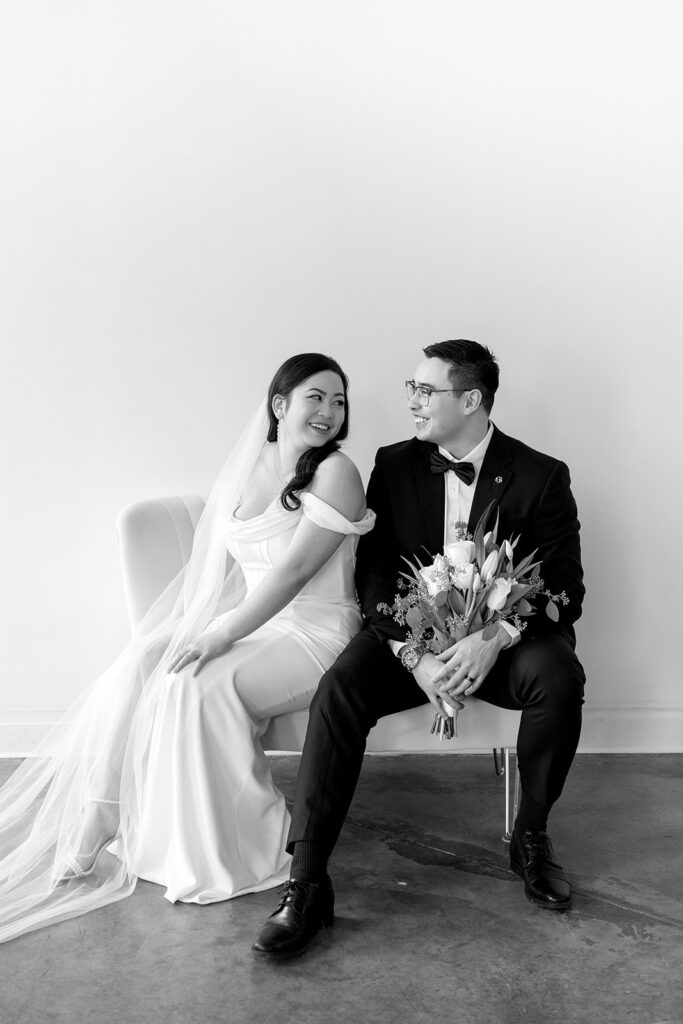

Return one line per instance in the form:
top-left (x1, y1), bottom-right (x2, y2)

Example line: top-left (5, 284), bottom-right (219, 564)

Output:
top-left (438, 421), bottom-right (494, 471)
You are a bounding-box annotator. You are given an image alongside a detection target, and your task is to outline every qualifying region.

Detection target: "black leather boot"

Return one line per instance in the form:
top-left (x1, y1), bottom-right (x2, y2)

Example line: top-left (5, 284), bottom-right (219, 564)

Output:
top-left (510, 830), bottom-right (572, 911)
top-left (252, 875), bottom-right (334, 958)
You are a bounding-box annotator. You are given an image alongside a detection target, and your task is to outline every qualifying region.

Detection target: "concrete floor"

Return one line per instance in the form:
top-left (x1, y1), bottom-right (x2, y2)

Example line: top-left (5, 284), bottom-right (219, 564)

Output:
top-left (0, 754), bottom-right (681, 1024)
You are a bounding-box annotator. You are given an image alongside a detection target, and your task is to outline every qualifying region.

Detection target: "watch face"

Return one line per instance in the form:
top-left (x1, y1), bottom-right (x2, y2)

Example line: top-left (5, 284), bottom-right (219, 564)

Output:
top-left (401, 647), bottom-right (421, 670)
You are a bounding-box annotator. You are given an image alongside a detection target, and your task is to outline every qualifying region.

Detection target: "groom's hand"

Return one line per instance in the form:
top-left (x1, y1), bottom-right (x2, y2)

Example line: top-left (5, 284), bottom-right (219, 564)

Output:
top-left (432, 628), bottom-right (509, 698)
top-left (412, 653), bottom-right (455, 716)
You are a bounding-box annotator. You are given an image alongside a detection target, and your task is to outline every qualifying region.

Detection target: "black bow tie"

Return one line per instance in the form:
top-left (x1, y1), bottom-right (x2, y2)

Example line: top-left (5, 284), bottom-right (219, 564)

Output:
top-left (429, 450), bottom-right (476, 486)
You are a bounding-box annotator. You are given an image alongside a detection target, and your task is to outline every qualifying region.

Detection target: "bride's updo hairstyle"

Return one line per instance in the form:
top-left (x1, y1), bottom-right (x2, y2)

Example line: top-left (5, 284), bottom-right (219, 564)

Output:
top-left (266, 353), bottom-right (350, 511)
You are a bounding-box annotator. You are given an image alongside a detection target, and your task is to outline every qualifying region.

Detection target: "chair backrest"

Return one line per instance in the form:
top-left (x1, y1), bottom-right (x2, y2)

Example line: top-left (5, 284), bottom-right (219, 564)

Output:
top-left (116, 495), bottom-right (205, 628)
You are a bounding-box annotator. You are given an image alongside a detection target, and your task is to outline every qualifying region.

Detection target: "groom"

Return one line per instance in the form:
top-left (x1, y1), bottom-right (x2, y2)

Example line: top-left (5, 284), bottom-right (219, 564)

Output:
top-left (253, 339), bottom-right (586, 957)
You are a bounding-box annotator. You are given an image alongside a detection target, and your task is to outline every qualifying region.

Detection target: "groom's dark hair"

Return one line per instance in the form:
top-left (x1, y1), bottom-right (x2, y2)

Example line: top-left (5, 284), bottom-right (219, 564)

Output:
top-left (423, 339), bottom-right (499, 413)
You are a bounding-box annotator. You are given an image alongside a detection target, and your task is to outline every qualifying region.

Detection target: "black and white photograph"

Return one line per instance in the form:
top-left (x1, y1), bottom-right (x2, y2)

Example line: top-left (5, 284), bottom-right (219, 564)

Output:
top-left (1, 2), bottom-right (681, 1022)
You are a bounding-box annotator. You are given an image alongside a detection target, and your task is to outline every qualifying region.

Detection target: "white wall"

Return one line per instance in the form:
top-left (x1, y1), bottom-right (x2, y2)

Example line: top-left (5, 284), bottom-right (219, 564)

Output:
top-left (1, 0), bottom-right (681, 752)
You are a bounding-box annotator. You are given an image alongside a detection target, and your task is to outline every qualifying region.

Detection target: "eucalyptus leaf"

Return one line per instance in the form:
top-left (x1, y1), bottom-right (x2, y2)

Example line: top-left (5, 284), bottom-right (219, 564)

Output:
top-left (545, 599), bottom-right (560, 622)
top-left (406, 607), bottom-right (423, 630)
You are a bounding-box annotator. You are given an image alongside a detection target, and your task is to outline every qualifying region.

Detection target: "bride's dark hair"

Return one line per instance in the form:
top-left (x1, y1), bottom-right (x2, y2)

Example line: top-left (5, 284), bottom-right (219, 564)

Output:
top-left (266, 353), bottom-right (350, 510)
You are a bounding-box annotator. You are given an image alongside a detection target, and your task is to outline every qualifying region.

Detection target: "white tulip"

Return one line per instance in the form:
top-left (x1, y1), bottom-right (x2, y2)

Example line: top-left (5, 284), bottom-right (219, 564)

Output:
top-left (481, 550), bottom-right (499, 582)
top-left (486, 577), bottom-right (513, 611)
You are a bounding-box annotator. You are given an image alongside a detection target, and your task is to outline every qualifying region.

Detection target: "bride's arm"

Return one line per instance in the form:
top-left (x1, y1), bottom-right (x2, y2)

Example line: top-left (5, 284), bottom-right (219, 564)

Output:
top-left (223, 453), bottom-right (365, 640)
top-left (170, 453), bottom-right (366, 674)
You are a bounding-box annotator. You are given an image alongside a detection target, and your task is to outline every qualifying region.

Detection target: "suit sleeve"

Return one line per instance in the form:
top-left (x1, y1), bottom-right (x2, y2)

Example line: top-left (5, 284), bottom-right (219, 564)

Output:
top-left (522, 460), bottom-right (585, 644)
top-left (355, 450), bottom-right (407, 645)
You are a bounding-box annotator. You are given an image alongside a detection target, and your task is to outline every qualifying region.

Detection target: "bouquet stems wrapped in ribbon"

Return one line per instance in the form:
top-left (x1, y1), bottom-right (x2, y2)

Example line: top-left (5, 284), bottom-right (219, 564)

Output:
top-left (378, 501), bottom-right (567, 739)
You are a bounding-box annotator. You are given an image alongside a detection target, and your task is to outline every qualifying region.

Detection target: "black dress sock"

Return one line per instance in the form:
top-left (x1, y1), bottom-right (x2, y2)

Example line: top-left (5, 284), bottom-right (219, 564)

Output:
top-left (290, 841), bottom-right (326, 882)
top-left (514, 793), bottom-right (549, 837)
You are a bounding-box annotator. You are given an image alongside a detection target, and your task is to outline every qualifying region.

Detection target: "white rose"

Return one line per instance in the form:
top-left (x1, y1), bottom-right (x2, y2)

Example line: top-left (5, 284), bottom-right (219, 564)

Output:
top-left (486, 577), bottom-right (513, 611)
top-left (444, 540), bottom-right (476, 566)
top-left (418, 559), bottom-right (449, 597)
top-left (451, 561), bottom-right (475, 592)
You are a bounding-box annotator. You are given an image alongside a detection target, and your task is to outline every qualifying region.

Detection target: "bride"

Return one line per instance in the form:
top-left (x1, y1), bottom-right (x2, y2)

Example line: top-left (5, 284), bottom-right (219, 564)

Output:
top-left (0, 352), bottom-right (374, 942)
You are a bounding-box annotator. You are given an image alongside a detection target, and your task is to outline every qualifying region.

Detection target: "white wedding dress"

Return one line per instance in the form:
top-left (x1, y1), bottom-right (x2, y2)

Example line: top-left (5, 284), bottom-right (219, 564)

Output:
top-left (132, 492), bottom-right (374, 902)
top-left (0, 403), bottom-right (374, 943)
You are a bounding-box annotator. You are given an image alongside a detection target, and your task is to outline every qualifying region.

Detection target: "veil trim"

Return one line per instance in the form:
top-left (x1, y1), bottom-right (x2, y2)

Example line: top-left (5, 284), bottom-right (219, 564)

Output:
top-left (0, 404), bottom-right (272, 943)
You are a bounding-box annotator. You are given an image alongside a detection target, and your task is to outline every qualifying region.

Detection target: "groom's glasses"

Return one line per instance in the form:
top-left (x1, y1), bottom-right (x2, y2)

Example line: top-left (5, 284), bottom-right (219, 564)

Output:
top-left (405, 380), bottom-right (469, 406)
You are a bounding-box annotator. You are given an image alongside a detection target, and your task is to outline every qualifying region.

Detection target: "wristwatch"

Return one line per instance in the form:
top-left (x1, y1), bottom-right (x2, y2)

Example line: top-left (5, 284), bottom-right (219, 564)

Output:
top-left (399, 643), bottom-right (426, 671)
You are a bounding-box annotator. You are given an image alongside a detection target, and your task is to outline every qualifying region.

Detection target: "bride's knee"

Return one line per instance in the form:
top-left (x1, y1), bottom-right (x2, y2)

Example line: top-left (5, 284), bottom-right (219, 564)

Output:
top-left (163, 661), bottom-right (221, 706)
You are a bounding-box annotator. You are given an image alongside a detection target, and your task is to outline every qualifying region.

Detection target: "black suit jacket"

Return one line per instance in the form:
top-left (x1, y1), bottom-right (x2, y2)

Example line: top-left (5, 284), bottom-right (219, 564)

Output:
top-left (355, 425), bottom-right (585, 649)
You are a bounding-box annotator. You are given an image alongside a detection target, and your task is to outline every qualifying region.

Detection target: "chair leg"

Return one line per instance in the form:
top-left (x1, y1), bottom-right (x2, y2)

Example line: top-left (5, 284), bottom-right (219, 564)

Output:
top-left (513, 755), bottom-right (520, 830)
top-left (492, 747), bottom-right (504, 777)
top-left (492, 747), bottom-right (519, 843)
top-left (503, 747), bottom-right (512, 842)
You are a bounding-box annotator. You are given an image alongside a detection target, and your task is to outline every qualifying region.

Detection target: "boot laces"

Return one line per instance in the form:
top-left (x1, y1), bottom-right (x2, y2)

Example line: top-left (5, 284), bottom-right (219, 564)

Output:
top-left (522, 830), bottom-right (553, 860)
top-left (274, 879), bottom-right (313, 914)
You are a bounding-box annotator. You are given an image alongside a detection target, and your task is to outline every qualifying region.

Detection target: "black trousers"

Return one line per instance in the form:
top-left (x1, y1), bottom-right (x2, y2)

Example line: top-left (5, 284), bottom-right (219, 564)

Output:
top-left (286, 629), bottom-right (586, 858)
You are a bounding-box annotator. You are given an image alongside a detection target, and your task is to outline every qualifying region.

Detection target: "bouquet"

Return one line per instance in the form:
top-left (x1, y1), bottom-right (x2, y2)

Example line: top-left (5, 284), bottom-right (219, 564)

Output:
top-left (378, 501), bottom-right (567, 740)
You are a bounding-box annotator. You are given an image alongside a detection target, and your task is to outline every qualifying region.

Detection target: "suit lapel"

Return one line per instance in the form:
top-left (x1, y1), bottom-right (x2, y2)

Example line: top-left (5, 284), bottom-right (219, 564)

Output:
top-left (467, 425), bottom-right (515, 534)
top-left (413, 442), bottom-right (446, 558)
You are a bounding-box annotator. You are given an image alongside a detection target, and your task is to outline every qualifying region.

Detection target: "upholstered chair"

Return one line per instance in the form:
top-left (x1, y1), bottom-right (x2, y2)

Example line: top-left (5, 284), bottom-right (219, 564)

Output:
top-left (117, 496), bottom-right (521, 839)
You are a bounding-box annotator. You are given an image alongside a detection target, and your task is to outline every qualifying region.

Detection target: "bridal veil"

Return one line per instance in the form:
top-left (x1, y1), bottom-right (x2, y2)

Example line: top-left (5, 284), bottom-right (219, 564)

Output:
top-left (0, 404), bottom-right (272, 942)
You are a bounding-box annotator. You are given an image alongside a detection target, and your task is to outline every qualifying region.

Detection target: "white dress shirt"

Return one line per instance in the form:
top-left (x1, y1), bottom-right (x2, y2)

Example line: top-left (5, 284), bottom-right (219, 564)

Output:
top-left (441, 421), bottom-right (494, 542)
top-left (389, 422), bottom-right (519, 655)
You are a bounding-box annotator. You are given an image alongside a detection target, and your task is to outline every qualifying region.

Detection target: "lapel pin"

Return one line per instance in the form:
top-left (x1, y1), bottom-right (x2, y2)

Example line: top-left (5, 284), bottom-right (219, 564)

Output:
top-left (495, 476), bottom-right (503, 484)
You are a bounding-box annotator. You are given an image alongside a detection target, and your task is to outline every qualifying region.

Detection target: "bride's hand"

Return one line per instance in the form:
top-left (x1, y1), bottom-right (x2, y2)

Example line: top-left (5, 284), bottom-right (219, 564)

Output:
top-left (168, 627), bottom-right (234, 676)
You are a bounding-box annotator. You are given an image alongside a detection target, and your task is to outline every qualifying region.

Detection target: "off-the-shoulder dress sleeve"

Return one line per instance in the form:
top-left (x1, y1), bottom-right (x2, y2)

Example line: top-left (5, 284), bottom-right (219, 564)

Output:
top-left (300, 492), bottom-right (376, 536)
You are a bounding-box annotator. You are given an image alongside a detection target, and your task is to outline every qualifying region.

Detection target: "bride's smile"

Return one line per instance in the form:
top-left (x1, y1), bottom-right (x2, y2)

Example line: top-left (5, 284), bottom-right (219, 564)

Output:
top-left (273, 369), bottom-right (347, 464)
